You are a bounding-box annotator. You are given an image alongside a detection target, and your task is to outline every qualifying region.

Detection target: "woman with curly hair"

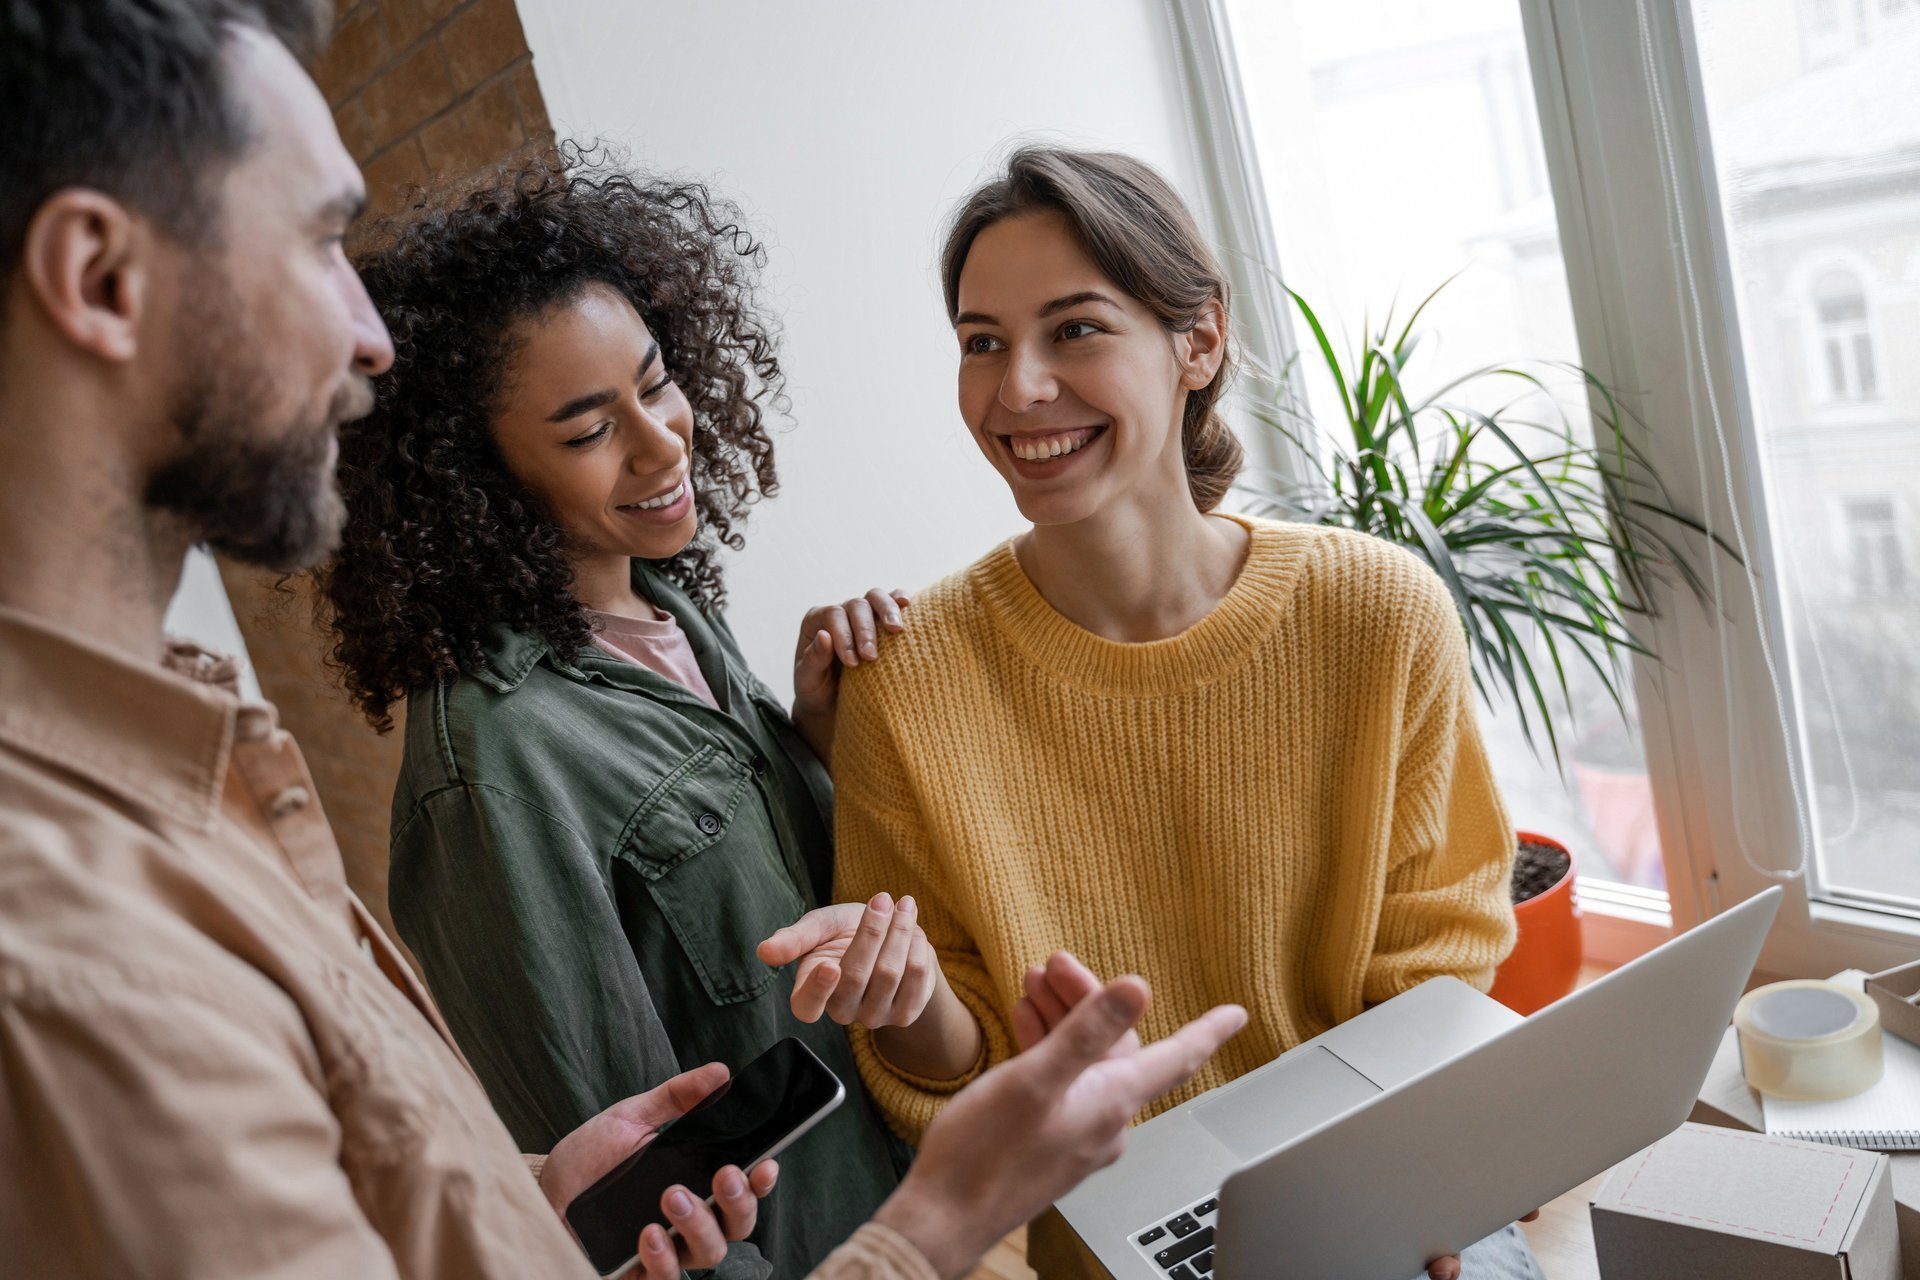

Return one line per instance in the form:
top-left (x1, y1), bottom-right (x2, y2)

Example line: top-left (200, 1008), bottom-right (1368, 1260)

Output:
top-left (318, 154), bottom-right (941, 1279)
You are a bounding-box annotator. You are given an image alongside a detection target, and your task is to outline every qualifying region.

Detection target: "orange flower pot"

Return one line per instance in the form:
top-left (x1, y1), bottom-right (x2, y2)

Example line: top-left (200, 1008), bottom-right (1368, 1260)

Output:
top-left (1489, 832), bottom-right (1582, 1016)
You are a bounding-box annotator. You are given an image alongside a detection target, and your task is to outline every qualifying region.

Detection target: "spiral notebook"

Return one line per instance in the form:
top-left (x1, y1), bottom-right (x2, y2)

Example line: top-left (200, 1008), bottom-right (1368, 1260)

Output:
top-left (1760, 1024), bottom-right (1920, 1150)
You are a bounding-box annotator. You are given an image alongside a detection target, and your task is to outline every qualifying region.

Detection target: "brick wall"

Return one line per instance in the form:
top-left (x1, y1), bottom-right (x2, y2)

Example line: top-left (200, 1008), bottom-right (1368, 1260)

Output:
top-left (220, 0), bottom-right (552, 942)
top-left (321, 0), bottom-right (551, 221)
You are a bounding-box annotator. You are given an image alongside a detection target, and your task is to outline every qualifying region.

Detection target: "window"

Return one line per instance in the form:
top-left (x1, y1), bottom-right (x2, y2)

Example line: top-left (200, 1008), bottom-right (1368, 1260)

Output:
top-left (1690, 0), bottom-right (1920, 922)
top-left (1199, 0), bottom-right (1920, 969)
top-left (1810, 269), bottom-right (1878, 403)
top-left (1839, 496), bottom-right (1906, 597)
top-left (1220, 0), bottom-right (1675, 902)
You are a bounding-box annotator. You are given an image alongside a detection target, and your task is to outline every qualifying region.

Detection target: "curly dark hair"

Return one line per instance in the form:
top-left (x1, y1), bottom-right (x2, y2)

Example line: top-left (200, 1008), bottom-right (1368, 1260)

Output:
top-left (317, 148), bottom-right (783, 732)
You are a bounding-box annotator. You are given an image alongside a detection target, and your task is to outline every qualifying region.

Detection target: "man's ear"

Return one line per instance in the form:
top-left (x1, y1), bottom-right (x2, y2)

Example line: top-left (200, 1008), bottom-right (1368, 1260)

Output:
top-left (17, 190), bottom-right (150, 363)
top-left (1176, 297), bottom-right (1228, 390)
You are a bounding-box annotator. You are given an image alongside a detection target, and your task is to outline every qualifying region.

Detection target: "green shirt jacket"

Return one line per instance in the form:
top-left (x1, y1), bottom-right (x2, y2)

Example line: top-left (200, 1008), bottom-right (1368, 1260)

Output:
top-left (389, 563), bottom-right (904, 1280)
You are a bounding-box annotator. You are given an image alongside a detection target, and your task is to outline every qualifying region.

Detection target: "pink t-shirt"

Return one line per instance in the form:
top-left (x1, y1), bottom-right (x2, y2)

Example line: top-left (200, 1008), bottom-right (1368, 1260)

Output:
top-left (586, 605), bottom-right (720, 709)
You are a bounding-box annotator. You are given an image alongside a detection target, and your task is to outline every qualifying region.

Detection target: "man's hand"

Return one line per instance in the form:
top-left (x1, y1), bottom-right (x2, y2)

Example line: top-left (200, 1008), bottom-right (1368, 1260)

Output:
top-left (538, 1063), bottom-right (780, 1279)
top-left (1017, 957), bottom-right (1539, 1280)
top-left (790, 587), bottom-right (910, 764)
top-left (871, 958), bottom-right (1247, 1280)
top-left (758, 893), bottom-right (939, 1029)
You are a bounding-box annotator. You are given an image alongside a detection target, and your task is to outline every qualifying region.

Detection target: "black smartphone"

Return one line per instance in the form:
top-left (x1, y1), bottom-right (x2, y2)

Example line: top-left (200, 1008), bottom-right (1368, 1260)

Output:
top-left (564, 1037), bottom-right (845, 1277)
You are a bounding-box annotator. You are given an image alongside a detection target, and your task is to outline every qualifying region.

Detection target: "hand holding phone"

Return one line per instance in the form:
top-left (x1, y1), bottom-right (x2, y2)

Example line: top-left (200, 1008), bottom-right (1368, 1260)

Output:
top-left (620, 1160), bottom-right (780, 1280)
top-left (538, 1063), bottom-right (780, 1278)
top-left (563, 1039), bottom-right (845, 1277)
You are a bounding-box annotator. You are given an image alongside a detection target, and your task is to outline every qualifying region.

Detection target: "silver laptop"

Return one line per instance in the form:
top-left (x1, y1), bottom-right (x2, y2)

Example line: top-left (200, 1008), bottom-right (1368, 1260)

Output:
top-left (1056, 885), bottom-right (1783, 1280)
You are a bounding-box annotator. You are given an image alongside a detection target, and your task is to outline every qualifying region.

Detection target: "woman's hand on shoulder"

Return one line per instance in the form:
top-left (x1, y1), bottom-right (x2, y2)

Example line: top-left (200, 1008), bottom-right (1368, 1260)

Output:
top-left (789, 587), bottom-right (910, 765)
top-left (756, 892), bottom-right (938, 1030)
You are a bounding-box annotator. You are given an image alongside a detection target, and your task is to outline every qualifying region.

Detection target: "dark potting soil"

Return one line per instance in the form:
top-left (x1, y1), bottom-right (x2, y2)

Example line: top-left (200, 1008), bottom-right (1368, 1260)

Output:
top-left (1511, 838), bottom-right (1571, 906)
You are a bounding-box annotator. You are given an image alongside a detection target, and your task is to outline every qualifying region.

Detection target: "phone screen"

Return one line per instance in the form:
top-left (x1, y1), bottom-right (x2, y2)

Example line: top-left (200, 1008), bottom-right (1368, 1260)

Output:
top-left (565, 1038), bottom-right (844, 1274)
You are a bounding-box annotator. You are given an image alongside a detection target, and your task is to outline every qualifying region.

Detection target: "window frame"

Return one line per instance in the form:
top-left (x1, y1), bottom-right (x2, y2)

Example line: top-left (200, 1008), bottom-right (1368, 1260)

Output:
top-left (1516, 0), bottom-right (1920, 975)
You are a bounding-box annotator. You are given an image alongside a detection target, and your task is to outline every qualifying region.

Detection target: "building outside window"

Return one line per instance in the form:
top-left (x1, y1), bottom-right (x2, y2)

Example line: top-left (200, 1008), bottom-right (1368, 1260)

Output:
top-left (1810, 269), bottom-right (1878, 402)
top-left (1840, 495), bottom-right (1906, 597)
top-left (1696, 0), bottom-right (1920, 916)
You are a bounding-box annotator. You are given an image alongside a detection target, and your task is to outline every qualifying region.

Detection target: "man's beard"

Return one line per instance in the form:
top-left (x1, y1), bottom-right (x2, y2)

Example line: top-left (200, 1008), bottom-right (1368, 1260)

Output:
top-left (144, 275), bottom-right (372, 572)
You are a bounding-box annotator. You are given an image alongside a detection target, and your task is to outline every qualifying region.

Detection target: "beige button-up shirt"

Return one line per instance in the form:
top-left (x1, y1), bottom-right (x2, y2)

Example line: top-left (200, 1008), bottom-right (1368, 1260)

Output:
top-left (0, 607), bottom-right (934, 1280)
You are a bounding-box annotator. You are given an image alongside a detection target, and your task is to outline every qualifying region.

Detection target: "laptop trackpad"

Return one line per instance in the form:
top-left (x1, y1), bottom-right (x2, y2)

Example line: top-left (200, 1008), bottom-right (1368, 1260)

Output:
top-left (1190, 1046), bottom-right (1382, 1161)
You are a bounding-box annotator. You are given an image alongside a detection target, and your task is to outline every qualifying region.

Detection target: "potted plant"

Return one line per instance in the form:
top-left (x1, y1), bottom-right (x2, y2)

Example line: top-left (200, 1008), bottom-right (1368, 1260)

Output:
top-left (1492, 831), bottom-right (1580, 1015)
top-left (1240, 284), bottom-right (1733, 1014)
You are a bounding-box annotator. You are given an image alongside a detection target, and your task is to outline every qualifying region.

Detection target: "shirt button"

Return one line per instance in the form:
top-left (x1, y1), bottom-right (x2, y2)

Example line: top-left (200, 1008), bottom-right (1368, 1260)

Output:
top-left (750, 754), bottom-right (770, 776)
top-left (268, 785), bottom-right (312, 820)
top-left (696, 812), bottom-right (722, 836)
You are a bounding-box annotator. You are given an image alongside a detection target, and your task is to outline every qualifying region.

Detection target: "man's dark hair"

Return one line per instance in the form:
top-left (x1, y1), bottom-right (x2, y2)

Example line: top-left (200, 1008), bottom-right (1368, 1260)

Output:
top-left (0, 0), bottom-right (333, 289)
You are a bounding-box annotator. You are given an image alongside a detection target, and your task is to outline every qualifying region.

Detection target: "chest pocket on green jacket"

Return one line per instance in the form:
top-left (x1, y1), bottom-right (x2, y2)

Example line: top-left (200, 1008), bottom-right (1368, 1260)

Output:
top-left (615, 744), bottom-right (804, 1006)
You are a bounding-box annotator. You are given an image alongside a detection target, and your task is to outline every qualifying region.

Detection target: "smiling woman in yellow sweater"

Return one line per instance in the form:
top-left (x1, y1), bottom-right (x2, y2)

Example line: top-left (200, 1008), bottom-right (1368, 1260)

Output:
top-left (820, 148), bottom-right (1532, 1280)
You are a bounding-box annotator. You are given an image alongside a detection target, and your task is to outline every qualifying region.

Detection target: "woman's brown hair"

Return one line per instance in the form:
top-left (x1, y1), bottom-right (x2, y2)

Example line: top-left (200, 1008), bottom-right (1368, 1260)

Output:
top-left (939, 146), bottom-right (1242, 512)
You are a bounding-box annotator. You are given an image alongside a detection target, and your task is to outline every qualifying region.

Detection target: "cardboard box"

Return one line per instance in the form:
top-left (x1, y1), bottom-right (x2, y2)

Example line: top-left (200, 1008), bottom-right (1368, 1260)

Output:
top-left (1591, 1122), bottom-right (1898, 1280)
top-left (1868, 961), bottom-right (1920, 1053)
top-left (1694, 1016), bottom-right (1920, 1278)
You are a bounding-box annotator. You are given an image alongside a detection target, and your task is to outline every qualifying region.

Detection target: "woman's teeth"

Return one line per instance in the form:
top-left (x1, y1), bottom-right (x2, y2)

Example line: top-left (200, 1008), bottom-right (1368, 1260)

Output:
top-left (1008, 429), bottom-right (1099, 462)
top-left (625, 482), bottom-right (685, 511)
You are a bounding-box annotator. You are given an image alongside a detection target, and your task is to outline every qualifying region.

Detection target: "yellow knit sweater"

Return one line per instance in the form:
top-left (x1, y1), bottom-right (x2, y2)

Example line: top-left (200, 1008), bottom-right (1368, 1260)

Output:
top-left (832, 516), bottom-right (1516, 1269)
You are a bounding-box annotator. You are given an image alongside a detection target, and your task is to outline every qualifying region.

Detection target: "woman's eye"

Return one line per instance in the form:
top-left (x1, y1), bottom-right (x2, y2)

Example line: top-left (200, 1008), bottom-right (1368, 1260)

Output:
top-left (961, 333), bottom-right (1001, 355)
top-left (642, 375), bottom-right (673, 401)
top-left (565, 423), bottom-right (612, 448)
top-left (1059, 320), bottom-right (1101, 341)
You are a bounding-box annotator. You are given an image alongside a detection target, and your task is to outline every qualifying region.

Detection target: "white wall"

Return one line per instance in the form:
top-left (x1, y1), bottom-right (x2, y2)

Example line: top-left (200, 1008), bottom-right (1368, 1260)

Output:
top-left (163, 547), bottom-right (262, 700)
top-left (522, 0), bottom-right (1202, 693)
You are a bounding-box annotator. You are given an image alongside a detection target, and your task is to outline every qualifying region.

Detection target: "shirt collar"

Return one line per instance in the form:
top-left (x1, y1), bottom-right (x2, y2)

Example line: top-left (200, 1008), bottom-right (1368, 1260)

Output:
top-left (472, 622), bottom-right (558, 692)
top-left (471, 561), bottom-right (727, 695)
top-left (0, 604), bottom-right (239, 831)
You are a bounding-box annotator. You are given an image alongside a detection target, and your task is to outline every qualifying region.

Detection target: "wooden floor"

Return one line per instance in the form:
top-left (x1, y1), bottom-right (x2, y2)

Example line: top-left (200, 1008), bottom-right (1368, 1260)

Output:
top-left (969, 1226), bottom-right (1034, 1280)
top-left (968, 964), bottom-right (1614, 1280)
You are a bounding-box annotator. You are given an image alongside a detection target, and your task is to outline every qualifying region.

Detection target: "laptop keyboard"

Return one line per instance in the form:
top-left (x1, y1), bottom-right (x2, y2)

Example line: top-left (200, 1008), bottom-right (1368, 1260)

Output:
top-left (1129, 1192), bottom-right (1220, 1277)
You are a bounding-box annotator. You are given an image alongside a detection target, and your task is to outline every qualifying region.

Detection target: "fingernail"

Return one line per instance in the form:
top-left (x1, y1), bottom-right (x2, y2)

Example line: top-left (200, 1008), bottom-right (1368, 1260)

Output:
top-left (720, 1169), bottom-right (746, 1197)
top-left (643, 1225), bottom-right (669, 1253)
top-left (870, 892), bottom-right (891, 913)
top-left (667, 1189), bottom-right (693, 1216)
top-left (900, 895), bottom-right (915, 913)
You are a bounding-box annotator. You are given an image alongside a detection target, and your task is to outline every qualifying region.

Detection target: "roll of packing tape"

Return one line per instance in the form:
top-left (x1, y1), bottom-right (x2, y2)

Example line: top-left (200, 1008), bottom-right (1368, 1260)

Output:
top-left (1735, 980), bottom-right (1884, 1101)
